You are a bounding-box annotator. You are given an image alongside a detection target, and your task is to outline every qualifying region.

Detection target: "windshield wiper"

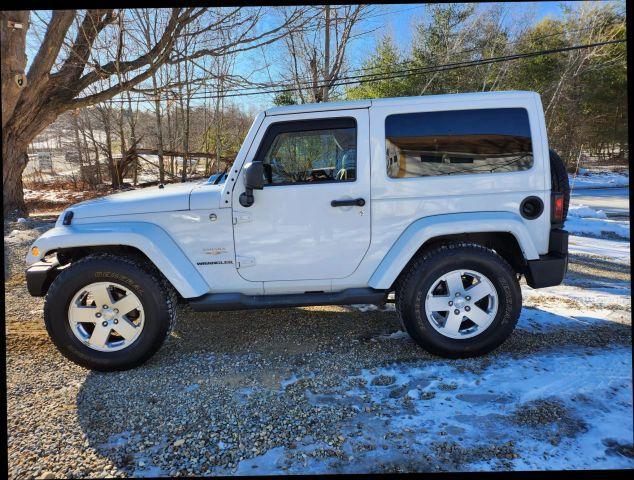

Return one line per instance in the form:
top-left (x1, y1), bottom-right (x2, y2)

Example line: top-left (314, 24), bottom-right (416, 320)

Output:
top-left (213, 167), bottom-right (228, 185)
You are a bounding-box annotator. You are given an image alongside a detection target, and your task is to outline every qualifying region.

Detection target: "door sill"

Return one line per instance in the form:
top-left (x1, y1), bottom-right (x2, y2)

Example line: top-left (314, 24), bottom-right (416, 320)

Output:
top-left (188, 288), bottom-right (387, 312)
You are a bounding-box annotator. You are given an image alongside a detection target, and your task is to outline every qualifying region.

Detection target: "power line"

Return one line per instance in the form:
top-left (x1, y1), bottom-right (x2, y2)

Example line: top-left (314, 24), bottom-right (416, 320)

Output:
top-left (131, 21), bottom-right (626, 98)
top-left (342, 20), bottom-right (624, 77)
top-left (102, 38), bottom-right (625, 104)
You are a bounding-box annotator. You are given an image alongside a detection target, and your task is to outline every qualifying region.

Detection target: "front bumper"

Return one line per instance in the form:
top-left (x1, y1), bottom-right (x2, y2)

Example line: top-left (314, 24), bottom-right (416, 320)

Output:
top-left (525, 229), bottom-right (569, 288)
top-left (26, 259), bottom-right (61, 297)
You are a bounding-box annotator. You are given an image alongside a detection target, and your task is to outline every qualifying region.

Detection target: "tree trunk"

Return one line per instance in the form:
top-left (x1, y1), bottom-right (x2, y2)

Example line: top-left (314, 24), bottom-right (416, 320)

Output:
top-left (2, 11), bottom-right (30, 215)
top-left (2, 107), bottom-right (59, 215)
top-left (214, 81), bottom-right (223, 175)
top-left (2, 134), bottom-right (29, 215)
top-left (151, 83), bottom-right (165, 183)
top-left (117, 104), bottom-right (127, 186)
top-left (85, 113), bottom-right (103, 184)
top-left (102, 115), bottom-right (118, 189)
top-left (166, 101), bottom-right (175, 175)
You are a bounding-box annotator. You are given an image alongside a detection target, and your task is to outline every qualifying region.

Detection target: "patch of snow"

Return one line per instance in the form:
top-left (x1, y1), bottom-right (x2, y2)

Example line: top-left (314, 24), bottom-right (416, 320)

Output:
top-left (377, 330), bottom-right (410, 341)
top-left (99, 430), bottom-right (140, 449)
top-left (4, 229), bottom-right (38, 245)
top-left (281, 372), bottom-right (315, 389)
top-left (406, 389), bottom-right (419, 399)
top-left (564, 216), bottom-right (629, 240)
top-left (183, 383), bottom-right (199, 393)
top-left (568, 236), bottom-right (630, 263)
top-left (568, 204), bottom-right (607, 219)
top-left (347, 303), bottom-right (396, 313)
top-left (281, 374), bottom-right (300, 388)
top-left (23, 188), bottom-right (93, 204)
top-left (517, 305), bottom-right (629, 333)
top-left (570, 171), bottom-right (629, 189)
top-left (233, 446), bottom-right (287, 475)
top-left (517, 306), bottom-right (590, 332)
top-left (241, 347), bottom-right (633, 473)
top-left (522, 283), bottom-right (630, 310)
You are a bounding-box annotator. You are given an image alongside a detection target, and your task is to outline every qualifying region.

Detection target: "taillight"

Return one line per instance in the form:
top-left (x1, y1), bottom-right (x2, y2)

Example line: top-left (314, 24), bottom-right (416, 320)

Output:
top-left (552, 193), bottom-right (564, 224)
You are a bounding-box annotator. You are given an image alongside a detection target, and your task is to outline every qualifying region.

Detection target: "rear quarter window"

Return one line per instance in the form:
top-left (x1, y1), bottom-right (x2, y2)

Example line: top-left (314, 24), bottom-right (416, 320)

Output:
top-left (385, 108), bottom-right (533, 178)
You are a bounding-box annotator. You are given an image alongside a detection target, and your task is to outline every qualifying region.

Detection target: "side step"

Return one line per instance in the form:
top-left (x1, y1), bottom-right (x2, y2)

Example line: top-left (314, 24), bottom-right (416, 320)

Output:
top-left (188, 288), bottom-right (387, 312)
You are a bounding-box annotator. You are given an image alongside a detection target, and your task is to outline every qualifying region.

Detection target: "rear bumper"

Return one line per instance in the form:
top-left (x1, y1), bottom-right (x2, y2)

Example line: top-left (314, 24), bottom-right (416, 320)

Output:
top-left (26, 259), bottom-right (61, 297)
top-left (525, 229), bottom-right (569, 288)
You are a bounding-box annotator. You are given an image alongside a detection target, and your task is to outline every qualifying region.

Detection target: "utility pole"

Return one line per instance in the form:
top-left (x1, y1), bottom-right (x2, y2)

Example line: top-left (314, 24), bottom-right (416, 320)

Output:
top-left (323, 5), bottom-right (331, 102)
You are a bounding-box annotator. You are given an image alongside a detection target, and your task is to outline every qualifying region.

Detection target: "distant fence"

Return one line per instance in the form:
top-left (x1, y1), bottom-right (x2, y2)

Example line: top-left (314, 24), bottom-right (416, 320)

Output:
top-left (24, 149), bottom-right (236, 190)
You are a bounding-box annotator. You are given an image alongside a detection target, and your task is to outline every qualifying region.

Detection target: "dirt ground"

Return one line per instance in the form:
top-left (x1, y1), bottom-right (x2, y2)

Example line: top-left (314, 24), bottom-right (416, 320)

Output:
top-left (5, 215), bottom-right (633, 477)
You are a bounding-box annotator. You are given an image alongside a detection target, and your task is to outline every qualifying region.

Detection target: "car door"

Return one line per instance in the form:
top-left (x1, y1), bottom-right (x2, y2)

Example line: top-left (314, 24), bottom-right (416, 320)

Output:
top-left (232, 109), bottom-right (371, 283)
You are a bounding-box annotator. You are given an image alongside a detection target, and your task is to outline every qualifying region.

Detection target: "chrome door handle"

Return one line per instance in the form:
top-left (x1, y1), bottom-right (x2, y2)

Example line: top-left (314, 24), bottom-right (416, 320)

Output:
top-left (331, 198), bottom-right (365, 207)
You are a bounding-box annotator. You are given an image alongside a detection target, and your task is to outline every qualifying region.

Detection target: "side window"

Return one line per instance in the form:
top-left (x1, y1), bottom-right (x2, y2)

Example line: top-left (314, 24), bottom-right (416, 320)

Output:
top-left (257, 118), bottom-right (356, 185)
top-left (385, 108), bottom-right (533, 178)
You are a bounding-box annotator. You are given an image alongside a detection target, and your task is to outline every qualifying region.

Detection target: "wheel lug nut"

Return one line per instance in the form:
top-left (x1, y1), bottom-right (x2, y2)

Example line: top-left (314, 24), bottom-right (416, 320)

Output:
top-left (455, 293), bottom-right (460, 297)
top-left (466, 296), bottom-right (471, 301)
top-left (101, 321), bottom-right (108, 327)
top-left (102, 305), bottom-right (108, 309)
top-left (114, 309), bottom-right (119, 313)
top-left (465, 306), bottom-right (471, 312)
top-left (454, 309), bottom-right (460, 315)
top-left (448, 301), bottom-right (453, 306)
top-left (113, 319), bottom-right (119, 324)
top-left (95, 313), bottom-right (102, 318)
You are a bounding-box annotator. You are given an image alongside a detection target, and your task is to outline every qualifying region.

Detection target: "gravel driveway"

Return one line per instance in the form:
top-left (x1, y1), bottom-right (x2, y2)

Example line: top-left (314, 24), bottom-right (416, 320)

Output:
top-left (5, 217), bottom-right (633, 477)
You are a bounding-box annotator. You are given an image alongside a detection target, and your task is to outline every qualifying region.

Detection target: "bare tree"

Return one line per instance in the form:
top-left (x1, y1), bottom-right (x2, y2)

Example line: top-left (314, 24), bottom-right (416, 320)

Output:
top-left (2, 7), bottom-right (306, 214)
top-left (280, 5), bottom-right (372, 103)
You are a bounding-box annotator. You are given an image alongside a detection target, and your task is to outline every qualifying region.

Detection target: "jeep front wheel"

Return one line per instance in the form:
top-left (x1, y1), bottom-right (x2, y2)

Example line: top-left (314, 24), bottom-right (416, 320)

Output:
top-left (396, 242), bottom-right (521, 358)
top-left (43, 254), bottom-right (177, 371)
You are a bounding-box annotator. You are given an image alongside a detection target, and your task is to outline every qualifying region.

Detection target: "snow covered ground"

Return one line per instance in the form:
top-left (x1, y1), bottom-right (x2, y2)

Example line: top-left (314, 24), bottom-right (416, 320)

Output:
top-left (566, 178), bottom-right (630, 240)
top-left (244, 172), bottom-right (630, 474)
top-left (247, 348), bottom-right (632, 473)
top-left (571, 187), bottom-right (629, 216)
top-left (569, 170), bottom-right (629, 189)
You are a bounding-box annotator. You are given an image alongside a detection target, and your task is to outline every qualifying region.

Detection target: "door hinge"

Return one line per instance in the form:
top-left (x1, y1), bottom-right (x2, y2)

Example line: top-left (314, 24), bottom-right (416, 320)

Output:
top-left (236, 256), bottom-right (256, 268)
top-left (232, 211), bottom-right (252, 225)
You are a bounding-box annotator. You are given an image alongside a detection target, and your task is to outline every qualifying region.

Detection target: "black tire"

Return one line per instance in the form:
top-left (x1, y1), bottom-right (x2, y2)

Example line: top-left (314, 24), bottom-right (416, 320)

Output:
top-left (396, 242), bottom-right (521, 358)
top-left (43, 254), bottom-right (177, 371)
top-left (549, 149), bottom-right (570, 220)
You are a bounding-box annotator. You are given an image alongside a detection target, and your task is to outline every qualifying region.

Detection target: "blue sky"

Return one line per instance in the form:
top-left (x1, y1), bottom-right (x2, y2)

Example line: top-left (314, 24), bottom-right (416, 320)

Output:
top-left (24, 2), bottom-right (604, 113)
top-left (234, 2), bottom-right (575, 111)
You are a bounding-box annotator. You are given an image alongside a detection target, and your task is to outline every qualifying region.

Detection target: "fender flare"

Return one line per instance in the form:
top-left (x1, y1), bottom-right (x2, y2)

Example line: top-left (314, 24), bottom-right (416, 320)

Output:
top-left (26, 222), bottom-right (209, 298)
top-left (368, 212), bottom-right (539, 290)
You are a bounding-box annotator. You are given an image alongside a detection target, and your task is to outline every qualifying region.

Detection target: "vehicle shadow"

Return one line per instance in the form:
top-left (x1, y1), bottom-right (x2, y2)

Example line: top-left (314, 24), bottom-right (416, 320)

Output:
top-left (74, 304), bottom-right (631, 475)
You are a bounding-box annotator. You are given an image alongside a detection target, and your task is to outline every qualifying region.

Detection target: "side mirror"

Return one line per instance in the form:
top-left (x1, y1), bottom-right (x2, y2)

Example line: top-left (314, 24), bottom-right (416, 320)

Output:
top-left (243, 161), bottom-right (264, 190)
top-left (239, 162), bottom-right (264, 207)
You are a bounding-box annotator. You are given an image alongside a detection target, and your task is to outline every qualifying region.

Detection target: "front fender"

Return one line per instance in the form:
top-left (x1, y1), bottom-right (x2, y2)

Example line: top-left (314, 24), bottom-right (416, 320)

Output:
top-left (368, 212), bottom-right (539, 290)
top-left (26, 222), bottom-right (209, 298)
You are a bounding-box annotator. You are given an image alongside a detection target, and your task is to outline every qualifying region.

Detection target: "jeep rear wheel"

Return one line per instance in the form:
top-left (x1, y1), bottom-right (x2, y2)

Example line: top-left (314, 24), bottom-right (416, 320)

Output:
top-left (44, 254), bottom-right (177, 371)
top-left (396, 242), bottom-right (521, 358)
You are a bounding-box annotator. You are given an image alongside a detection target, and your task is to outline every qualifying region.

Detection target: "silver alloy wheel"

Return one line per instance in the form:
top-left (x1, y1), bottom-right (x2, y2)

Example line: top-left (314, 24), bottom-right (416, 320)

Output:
top-left (68, 281), bottom-right (145, 352)
top-left (424, 269), bottom-right (498, 339)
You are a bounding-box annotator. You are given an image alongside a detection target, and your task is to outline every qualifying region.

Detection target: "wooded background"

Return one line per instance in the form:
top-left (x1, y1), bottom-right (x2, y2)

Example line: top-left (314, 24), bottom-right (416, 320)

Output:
top-left (1, 3), bottom-right (627, 216)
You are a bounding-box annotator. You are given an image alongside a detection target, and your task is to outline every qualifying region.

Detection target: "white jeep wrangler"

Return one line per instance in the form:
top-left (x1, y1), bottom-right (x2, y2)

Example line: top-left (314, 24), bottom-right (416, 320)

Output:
top-left (26, 91), bottom-right (570, 371)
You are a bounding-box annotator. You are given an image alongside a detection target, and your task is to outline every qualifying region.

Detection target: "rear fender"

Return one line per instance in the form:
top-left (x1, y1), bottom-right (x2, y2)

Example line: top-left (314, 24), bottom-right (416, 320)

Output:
top-left (26, 222), bottom-right (209, 298)
top-left (368, 212), bottom-right (539, 290)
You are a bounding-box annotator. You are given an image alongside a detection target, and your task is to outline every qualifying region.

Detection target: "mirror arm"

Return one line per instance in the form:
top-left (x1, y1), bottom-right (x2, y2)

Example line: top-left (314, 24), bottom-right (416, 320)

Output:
top-left (239, 187), bottom-right (255, 207)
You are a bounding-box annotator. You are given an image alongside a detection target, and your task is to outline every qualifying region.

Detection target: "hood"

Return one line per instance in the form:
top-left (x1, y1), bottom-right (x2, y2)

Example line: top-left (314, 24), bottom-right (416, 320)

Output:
top-left (69, 181), bottom-right (207, 220)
